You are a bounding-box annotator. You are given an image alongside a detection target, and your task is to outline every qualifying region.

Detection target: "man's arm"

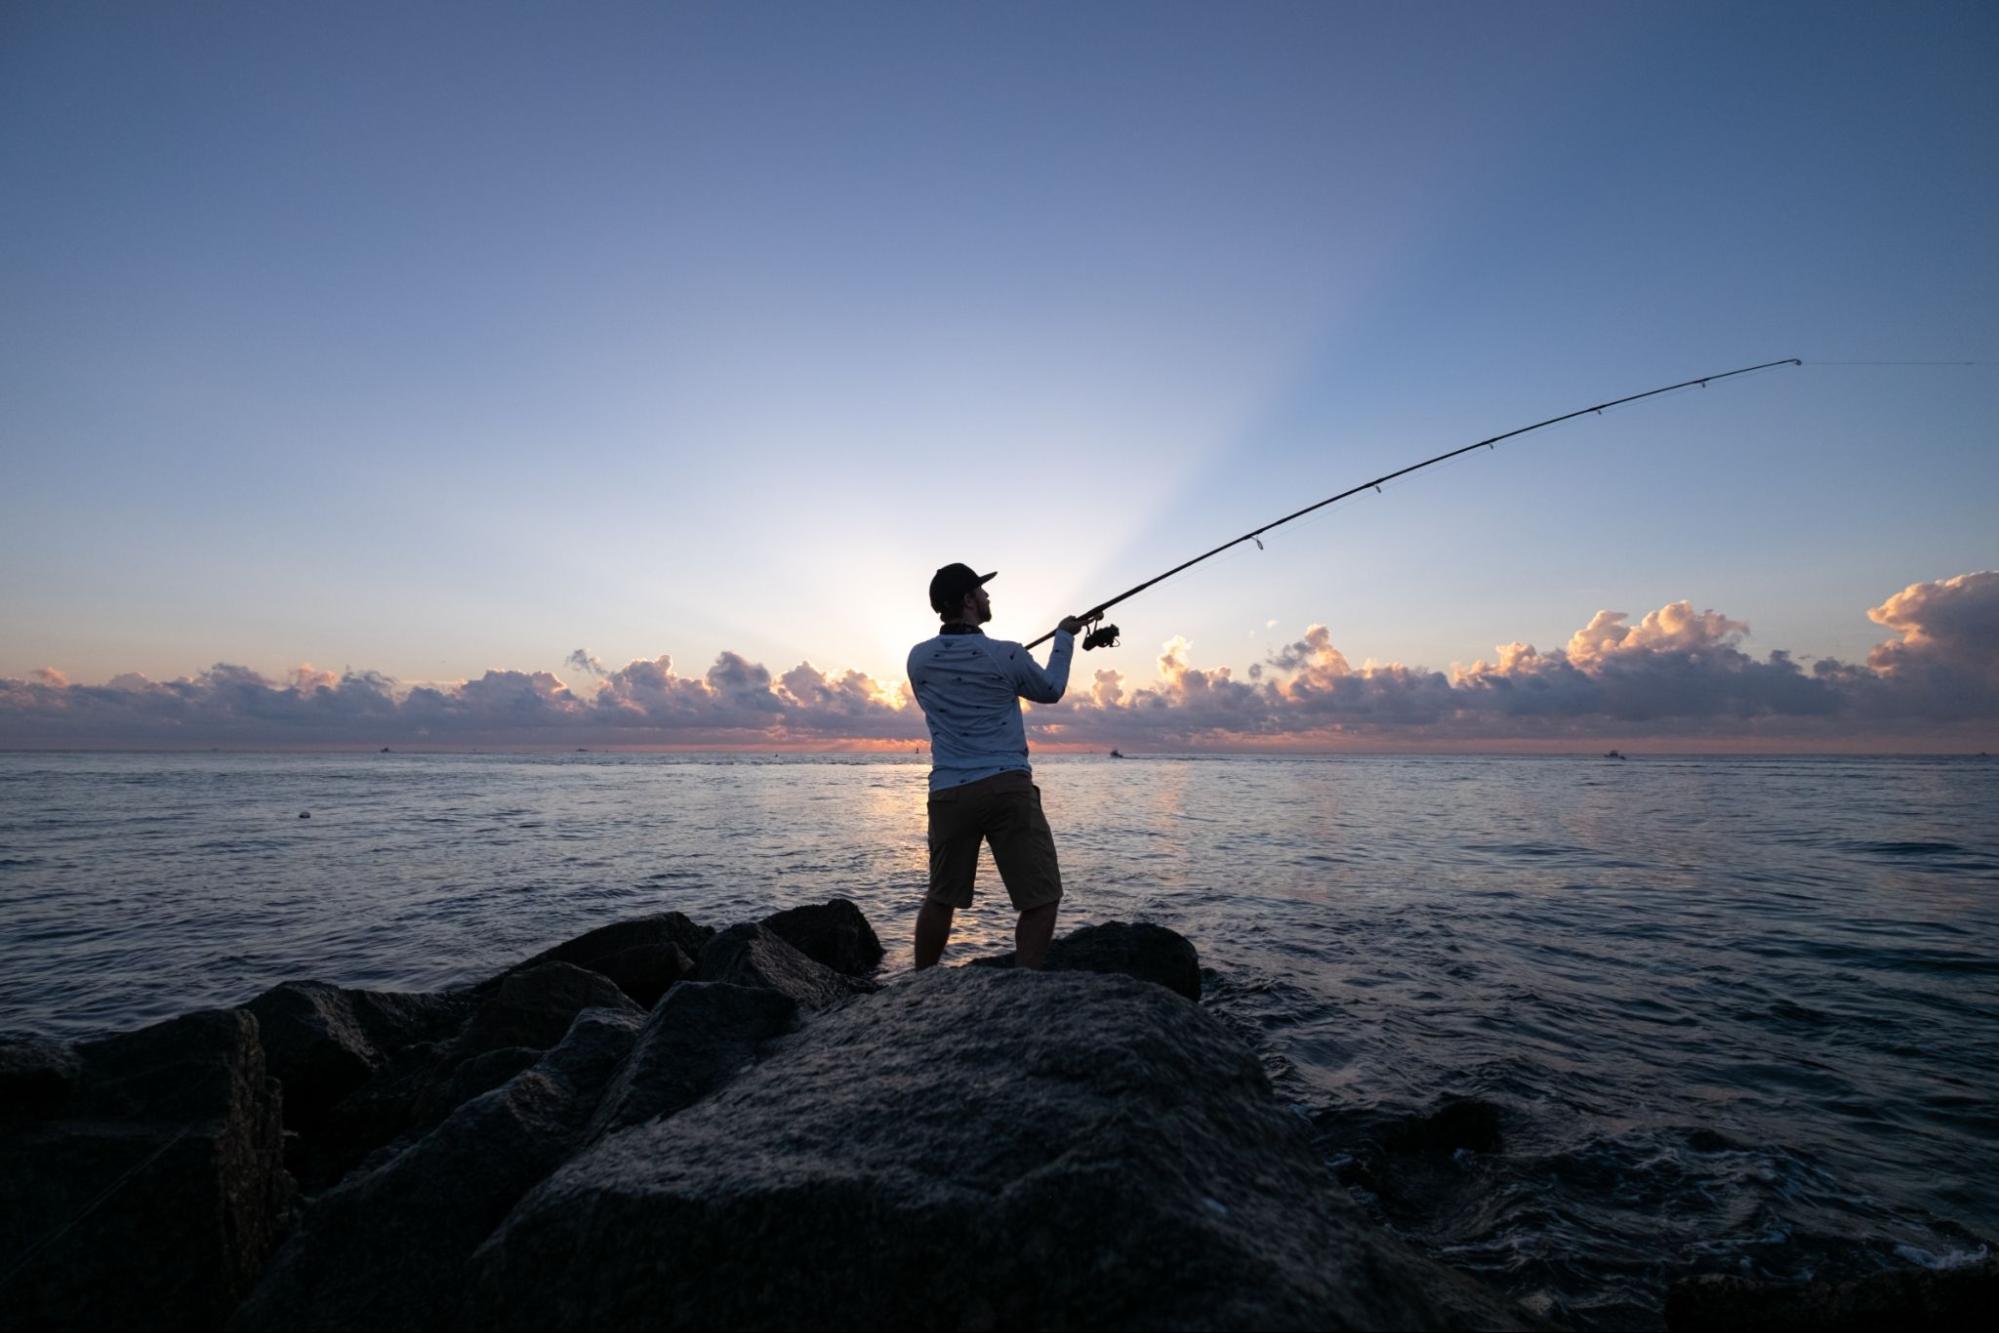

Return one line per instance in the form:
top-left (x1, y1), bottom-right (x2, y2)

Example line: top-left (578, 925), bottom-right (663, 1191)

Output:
top-left (1005, 626), bottom-right (1076, 703)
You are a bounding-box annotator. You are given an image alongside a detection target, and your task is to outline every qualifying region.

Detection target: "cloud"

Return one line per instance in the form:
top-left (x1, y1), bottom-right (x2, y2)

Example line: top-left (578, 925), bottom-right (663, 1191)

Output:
top-left (2, 573), bottom-right (1994, 749)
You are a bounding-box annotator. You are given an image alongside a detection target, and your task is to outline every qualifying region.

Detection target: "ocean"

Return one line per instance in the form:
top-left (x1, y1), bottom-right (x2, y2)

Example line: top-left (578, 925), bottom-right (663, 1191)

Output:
top-left (2, 750), bottom-right (1994, 1327)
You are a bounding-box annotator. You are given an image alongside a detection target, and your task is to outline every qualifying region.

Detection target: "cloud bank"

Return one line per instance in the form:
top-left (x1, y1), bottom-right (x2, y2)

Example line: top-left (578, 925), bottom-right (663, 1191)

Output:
top-left (4, 573), bottom-right (1994, 750)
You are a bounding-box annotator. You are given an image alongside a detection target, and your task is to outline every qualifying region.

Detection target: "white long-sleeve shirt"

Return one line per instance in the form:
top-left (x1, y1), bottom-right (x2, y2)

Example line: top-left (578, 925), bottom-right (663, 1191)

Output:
top-left (907, 625), bottom-right (1075, 791)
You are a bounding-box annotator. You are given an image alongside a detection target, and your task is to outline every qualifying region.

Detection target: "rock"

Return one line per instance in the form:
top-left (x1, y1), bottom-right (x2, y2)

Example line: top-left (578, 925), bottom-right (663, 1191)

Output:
top-left (695, 923), bottom-right (876, 1010)
top-left (1665, 1255), bottom-right (1999, 1331)
top-left (231, 1007), bottom-right (644, 1332)
top-left (244, 982), bottom-right (471, 1135)
top-left (0, 1034), bottom-right (80, 1119)
top-left (586, 981), bottom-right (797, 1139)
top-left (1381, 1098), bottom-right (1504, 1156)
top-left (759, 898), bottom-right (885, 977)
top-left (481, 913), bottom-right (714, 1009)
top-left (408, 1046), bottom-right (543, 1128)
top-left (450, 962), bottom-right (639, 1060)
top-left (464, 968), bottom-right (1530, 1331)
top-left (0, 1009), bottom-right (293, 1329)
top-left (973, 920), bottom-right (1203, 1001)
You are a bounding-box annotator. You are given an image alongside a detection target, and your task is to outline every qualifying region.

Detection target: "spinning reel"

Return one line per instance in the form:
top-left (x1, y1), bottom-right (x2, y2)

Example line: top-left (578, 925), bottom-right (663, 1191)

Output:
top-left (1079, 614), bottom-right (1120, 651)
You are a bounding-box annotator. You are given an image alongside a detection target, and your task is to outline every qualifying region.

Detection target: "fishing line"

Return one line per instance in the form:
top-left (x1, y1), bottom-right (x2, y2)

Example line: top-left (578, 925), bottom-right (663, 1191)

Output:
top-left (1027, 358), bottom-right (1804, 651)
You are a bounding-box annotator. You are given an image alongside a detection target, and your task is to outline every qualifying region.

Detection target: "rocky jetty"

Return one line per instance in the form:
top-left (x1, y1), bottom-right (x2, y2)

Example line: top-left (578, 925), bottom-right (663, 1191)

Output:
top-left (41, 892), bottom-right (1951, 1329)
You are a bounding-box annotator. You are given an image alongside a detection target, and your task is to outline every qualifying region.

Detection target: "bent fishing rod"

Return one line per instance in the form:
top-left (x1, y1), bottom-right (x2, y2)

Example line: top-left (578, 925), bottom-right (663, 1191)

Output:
top-left (1027, 357), bottom-right (1803, 651)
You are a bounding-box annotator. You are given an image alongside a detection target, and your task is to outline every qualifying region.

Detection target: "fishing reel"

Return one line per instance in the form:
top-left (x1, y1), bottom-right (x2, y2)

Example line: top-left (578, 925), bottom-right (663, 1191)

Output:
top-left (1079, 614), bottom-right (1120, 651)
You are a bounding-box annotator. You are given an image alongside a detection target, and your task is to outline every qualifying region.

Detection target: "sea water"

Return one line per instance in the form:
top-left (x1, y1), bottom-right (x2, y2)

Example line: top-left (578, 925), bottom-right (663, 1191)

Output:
top-left (2, 751), bottom-right (1994, 1326)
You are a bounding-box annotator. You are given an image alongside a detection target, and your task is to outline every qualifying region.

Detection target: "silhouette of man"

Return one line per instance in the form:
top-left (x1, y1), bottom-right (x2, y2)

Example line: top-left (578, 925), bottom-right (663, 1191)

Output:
top-left (907, 564), bottom-right (1083, 970)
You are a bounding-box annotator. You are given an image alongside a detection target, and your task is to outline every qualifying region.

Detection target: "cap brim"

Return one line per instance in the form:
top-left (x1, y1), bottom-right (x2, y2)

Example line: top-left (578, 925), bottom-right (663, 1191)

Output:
top-left (978, 571), bottom-right (997, 583)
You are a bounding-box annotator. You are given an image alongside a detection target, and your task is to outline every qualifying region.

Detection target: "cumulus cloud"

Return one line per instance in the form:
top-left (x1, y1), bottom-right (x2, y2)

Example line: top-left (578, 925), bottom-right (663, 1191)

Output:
top-left (3, 573), bottom-right (1994, 749)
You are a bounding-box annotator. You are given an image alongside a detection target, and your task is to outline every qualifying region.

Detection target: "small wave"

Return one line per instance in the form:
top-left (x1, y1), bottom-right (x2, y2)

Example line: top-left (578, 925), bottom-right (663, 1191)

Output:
top-left (1840, 839), bottom-right (1966, 857)
top-left (1894, 1242), bottom-right (1990, 1271)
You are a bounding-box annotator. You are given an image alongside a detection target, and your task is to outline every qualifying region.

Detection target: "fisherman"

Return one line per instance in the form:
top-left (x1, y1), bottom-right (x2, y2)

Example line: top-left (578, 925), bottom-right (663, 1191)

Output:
top-left (907, 563), bottom-right (1083, 970)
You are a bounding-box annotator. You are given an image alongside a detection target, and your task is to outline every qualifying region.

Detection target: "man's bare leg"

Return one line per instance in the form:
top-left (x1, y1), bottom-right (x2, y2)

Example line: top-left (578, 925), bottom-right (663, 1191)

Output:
top-left (914, 900), bottom-right (955, 970)
top-left (1015, 902), bottom-right (1058, 970)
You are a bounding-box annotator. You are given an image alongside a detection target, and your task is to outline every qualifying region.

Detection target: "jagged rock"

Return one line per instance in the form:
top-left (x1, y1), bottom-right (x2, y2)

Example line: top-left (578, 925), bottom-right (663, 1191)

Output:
top-left (760, 898), bottom-right (885, 977)
top-left (450, 962), bottom-right (639, 1060)
top-left (480, 913), bottom-right (714, 1009)
top-left (0, 1034), bottom-right (79, 1119)
top-left (464, 968), bottom-right (1529, 1332)
top-left (296, 968), bottom-right (633, 1190)
top-left (972, 920), bottom-right (1203, 1001)
top-left (586, 981), bottom-right (797, 1139)
top-left (1665, 1255), bottom-right (1999, 1331)
top-left (408, 1046), bottom-right (543, 1128)
top-left (231, 1007), bottom-right (644, 1332)
top-left (695, 923), bottom-right (876, 1010)
top-left (244, 982), bottom-right (471, 1134)
top-left (0, 1009), bottom-right (292, 1330)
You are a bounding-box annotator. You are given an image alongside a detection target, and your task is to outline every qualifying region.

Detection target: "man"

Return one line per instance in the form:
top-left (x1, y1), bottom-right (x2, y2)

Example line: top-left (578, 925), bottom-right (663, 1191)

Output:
top-left (906, 563), bottom-right (1084, 970)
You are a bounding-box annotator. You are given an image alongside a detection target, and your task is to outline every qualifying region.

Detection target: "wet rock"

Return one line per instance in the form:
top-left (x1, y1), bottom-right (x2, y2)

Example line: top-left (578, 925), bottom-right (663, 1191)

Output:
top-left (481, 913), bottom-right (714, 1009)
top-left (1381, 1098), bottom-right (1504, 1156)
top-left (465, 968), bottom-right (1530, 1331)
top-left (231, 1007), bottom-right (644, 1332)
top-left (973, 919), bottom-right (1203, 1001)
top-left (0, 1009), bottom-right (293, 1329)
top-left (245, 982), bottom-right (472, 1134)
top-left (450, 962), bottom-right (639, 1059)
top-left (586, 981), bottom-right (797, 1139)
top-left (695, 923), bottom-right (876, 1010)
top-left (1665, 1254), bottom-right (1999, 1331)
top-left (759, 897), bottom-right (885, 977)
top-left (0, 1034), bottom-right (80, 1119)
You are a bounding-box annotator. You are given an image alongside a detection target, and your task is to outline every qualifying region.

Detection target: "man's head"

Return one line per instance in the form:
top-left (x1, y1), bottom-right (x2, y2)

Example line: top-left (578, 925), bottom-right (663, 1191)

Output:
top-left (929, 563), bottom-right (995, 625)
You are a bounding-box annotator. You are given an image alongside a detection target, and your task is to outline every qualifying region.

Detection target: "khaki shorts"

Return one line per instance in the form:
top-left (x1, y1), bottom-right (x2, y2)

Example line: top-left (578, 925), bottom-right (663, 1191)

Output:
top-left (926, 770), bottom-right (1063, 911)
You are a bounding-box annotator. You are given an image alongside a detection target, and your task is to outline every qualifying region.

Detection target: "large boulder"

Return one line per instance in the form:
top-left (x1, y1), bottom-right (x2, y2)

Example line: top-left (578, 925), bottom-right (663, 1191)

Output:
top-left (759, 898), bottom-right (885, 977)
top-left (1666, 1255), bottom-right (1999, 1331)
top-left (245, 981), bottom-right (471, 1133)
top-left (450, 961), bottom-right (639, 1059)
top-left (480, 912), bottom-right (713, 1009)
top-left (586, 981), bottom-right (798, 1140)
top-left (463, 968), bottom-right (1528, 1331)
top-left (300, 965), bottom-right (637, 1188)
top-left (0, 1009), bottom-right (293, 1330)
top-left (973, 920), bottom-right (1203, 1001)
top-left (231, 1007), bottom-right (644, 1332)
top-left (695, 923), bottom-right (876, 1009)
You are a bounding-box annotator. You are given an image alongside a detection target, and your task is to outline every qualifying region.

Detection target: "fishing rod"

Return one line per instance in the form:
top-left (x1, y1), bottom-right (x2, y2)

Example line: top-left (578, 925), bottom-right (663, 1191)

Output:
top-left (1027, 357), bottom-right (1803, 651)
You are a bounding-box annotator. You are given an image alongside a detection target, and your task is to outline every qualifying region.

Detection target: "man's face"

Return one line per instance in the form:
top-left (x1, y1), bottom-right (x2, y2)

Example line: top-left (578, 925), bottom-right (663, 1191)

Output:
top-left (968, 584), bottom-right (991, 624)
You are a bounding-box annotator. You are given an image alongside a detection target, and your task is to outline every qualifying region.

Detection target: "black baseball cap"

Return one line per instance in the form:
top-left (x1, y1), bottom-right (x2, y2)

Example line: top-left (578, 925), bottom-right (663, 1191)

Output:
top-left (929, 563), bottom-right (996, 615)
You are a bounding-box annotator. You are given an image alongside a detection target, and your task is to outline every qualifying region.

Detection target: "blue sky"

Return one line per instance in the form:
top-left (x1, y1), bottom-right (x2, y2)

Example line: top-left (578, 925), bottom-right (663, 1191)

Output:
top-left (2, 2), bottom-right (1994, 746)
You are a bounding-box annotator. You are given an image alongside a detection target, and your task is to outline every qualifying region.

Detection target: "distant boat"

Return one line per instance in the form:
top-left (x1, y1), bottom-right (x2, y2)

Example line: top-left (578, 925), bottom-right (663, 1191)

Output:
top-left (380, 746), bottom-right (391, 753)
top-left (1604, 749), bottom-right (1626, 760)
top-left (1109, 749), bottom-right (1124, 759)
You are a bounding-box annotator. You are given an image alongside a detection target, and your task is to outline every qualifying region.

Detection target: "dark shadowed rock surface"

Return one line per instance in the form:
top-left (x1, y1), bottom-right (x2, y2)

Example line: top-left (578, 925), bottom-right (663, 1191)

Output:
top-left (759, 897), bottom-right (885, 977)
top-left (1665, 1255), bottom-right (1999, 1331)
top-left (695, 922), bottom-right (877, 1009)
top-left (973, 919), bottom-right (1203, 1001)
top-left (0, 1009), bottom-right (292, 1330)
top-left (586, 981), bottom-right (797, 1140)
top-left (480, 912), bottom-right (713, 1009)
top-left (449, 961), bottom-right (638, 1060)
top-left (295, 965), bottom-right (637, 1189)
top-left (231, 1007), bottom-right (645, 1333)
top-left (245, 981), bottom-right (472, 1134)
top-left (463, 967), bottom-right (1529, 1332)
top-left (0, 1034), bottom-right (80, 1119)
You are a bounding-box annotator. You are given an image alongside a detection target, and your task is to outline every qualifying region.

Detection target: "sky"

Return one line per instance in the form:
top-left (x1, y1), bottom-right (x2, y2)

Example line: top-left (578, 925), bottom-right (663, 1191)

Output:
top-left (2, 2), bottom-right (1995, 750)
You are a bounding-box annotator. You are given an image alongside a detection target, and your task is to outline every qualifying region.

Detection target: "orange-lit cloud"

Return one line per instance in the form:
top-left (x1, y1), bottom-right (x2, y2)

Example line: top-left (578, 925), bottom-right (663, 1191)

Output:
top-left (3, 573), bottom-right (1994, 749)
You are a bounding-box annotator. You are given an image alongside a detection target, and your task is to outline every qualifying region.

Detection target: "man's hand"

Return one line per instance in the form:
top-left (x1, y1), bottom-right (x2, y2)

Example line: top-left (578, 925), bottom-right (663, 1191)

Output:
top-left (1058, 616), bottom-right (1085, 636)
